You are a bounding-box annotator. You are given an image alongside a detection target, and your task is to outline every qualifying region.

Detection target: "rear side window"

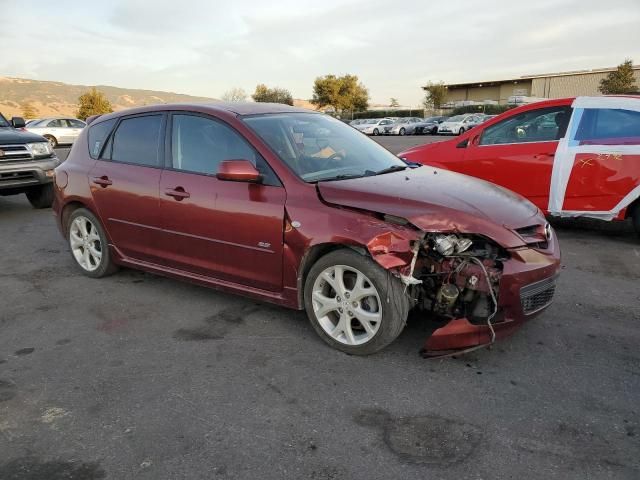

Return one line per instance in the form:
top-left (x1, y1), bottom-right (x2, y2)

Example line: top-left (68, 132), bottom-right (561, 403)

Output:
top-left (111, 115), bottom-right (163, 167)
top-left (575, 108), bottom-right (640, 145)
top-left (88, 119), bottom-right (117, 159)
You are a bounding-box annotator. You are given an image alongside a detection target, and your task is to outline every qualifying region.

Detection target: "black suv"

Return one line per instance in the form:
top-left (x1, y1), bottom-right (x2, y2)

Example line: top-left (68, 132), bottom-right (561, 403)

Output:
top-left (0, 112), bottom-right (60, 208)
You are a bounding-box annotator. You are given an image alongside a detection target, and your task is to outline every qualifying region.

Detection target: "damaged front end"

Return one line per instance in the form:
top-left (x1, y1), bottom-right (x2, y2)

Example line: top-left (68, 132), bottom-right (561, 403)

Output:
top-left (367, 230), bottom-right (507, 358)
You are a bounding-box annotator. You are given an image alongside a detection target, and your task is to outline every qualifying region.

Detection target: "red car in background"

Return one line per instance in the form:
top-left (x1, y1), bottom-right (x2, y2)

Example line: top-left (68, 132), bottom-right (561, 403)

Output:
top-left (400, 96), bottom-right (640, 236)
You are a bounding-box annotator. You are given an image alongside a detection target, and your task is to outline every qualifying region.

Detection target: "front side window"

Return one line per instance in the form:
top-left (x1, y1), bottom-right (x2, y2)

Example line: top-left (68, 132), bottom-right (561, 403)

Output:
top-left (48, 119), bottom-right (64, 128)
top-left (575, 108), bottom-right (640, 145)
top-left (0, 113), bottom-right (9, 127)
top-left (111, 115), bottom-right (162, 167)
top-left (480, 106), bottom-right (571, 145)
top-left (243, 113), bottom-right (408, 182)
top-left (171, 114), bottom-right (279, 185)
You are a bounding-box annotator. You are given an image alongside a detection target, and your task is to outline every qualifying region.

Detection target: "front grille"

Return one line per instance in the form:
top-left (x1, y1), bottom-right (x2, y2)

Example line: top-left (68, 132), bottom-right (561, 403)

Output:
top-left (0, 144), bottom-right (33, 162)
top-left (520, 276), bottom-right (556, 315)
top-left (0, 171), bottom-right (37, 184)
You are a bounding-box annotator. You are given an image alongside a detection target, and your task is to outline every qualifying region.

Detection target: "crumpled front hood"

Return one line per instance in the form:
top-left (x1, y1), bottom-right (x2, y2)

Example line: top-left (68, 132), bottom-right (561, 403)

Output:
top-left (0, 127), bottom-right (47, 144)
top-left (317, 167), bottom-right (543, 248)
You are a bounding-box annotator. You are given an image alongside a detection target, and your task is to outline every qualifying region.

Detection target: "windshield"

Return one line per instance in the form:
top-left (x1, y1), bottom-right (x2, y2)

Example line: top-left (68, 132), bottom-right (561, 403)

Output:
top-left (0, 113), bottom-right (10, 127)
top-left (243, 113), bottom-right (408, 182)
top-left (446, 115), bottom-right (466, 123)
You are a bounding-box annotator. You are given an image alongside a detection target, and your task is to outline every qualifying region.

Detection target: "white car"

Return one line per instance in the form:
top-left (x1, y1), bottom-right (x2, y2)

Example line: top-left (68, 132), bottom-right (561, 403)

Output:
top-left (356, 118), bottom-right (394, 136)
top-left (436, 114), bottom-right (484, 135)
top-left (26, 117), bottom-right (86, 147)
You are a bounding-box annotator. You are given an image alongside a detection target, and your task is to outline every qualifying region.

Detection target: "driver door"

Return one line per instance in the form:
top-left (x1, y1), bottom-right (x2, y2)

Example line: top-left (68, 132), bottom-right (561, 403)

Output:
top-left (158, 113), bottom-right (286, 292)
top-left (461, 105), bottom-right (572, 212)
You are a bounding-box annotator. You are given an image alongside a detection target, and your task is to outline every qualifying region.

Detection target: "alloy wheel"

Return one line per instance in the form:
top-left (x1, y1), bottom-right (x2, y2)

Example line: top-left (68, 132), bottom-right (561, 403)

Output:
top-left (69, 216), bottom-right (103, 272)
top-left (311, 265), bottom-right (382, 346)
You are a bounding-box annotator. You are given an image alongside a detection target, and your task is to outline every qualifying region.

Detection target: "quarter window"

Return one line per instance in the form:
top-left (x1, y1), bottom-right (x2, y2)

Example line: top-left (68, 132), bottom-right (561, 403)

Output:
top-left (171, 114), bottom-right (279, 185)
top-left (87, 118), bottom-right (117, 159)
top-left (575, 108), bottom-right (640, 145)
top-left (111, 115), bottom-right (163, 167)
top-left (480, 106), bottom-right (571, 145)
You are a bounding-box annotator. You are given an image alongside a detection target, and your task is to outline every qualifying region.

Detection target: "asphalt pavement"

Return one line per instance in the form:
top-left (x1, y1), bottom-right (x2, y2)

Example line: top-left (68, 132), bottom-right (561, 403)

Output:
top-left (1, 136), bottom-right (639, 479)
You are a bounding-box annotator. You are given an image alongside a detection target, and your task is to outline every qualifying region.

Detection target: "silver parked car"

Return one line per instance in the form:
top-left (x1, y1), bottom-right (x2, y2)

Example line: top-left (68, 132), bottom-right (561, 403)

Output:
top-left (25, 117), bottom-right (86, 147)
top-left (355, 118), bottom-right (394, 136)
top-left (383, 117), bottom-right (423, 135)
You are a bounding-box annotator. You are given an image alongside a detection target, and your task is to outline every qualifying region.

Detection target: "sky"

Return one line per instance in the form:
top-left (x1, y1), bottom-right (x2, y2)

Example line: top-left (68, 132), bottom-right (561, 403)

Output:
top-left (1, 0), bottom-right (639, 106)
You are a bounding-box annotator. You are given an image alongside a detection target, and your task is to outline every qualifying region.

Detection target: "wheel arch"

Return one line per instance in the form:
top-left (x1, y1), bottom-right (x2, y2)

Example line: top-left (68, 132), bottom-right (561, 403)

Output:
top-left (60, 200), bottom-right (94, 239)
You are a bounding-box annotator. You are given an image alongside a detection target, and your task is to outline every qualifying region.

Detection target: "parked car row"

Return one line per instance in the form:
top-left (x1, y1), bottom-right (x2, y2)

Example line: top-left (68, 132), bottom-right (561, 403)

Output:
top-left (350, 114), bottom-right (493, 136)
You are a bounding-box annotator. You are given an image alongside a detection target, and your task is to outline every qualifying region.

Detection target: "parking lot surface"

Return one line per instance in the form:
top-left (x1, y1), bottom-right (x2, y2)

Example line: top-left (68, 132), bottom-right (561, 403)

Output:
top-left (1, 136), bottom-right (639, 479)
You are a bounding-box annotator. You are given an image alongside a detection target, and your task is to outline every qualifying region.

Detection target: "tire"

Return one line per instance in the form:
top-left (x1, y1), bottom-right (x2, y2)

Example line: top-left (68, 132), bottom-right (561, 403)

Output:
top-left (67, 208), bottom-right (118, 278)
top-left (458, 127), bottom-right (465, 135)
top-left (44, 135), bottom-right (58, 148)
top-left (431, 127), bottom-right (438, 134)
top-left (632, 204), bottom-right (640, 238)
top-left (26, 184), bottom-right (53, 209)
top-left (304, 249), bottom-right (410, 355)
top-left (399, 128), bottom-right (406, 136)
top-left (373, 128), bottom-right (379, 136)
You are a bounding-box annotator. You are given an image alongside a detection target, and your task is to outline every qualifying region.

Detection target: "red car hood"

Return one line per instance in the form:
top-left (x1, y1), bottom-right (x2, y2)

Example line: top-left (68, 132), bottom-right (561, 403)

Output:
top-left (317, 167), bottom-right (543, 248)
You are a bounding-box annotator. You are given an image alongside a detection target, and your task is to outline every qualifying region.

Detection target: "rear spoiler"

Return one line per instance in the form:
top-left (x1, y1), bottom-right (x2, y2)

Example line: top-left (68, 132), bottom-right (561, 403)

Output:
top-left (85, 114), bottom-right (101, 125)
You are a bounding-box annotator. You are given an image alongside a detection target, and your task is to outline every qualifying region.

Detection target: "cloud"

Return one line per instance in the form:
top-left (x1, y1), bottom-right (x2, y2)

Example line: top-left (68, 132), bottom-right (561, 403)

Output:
top-left (0, 0), bottom-right (638, 105)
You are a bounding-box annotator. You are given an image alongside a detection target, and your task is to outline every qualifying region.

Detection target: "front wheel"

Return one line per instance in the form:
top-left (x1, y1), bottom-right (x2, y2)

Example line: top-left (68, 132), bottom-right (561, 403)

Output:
top-left (399, 128), bottom-right (406, 136)
top-left (26, 184), bottom-right (53, 208)
top-left (304, 249), bottom-right (410, 355)
top-left (458, 127), bottom-right (465, 135)
top-left (67, 208), bottom-right (118, 278)
top-left (44, 135), bottom-right (58, 148)
top-left (373, 128), bottom-right (379, 136)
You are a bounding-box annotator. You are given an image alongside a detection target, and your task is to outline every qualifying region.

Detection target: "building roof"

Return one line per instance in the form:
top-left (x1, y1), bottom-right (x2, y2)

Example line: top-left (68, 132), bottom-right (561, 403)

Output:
top-left (427, 65), bottom-right (640, 90)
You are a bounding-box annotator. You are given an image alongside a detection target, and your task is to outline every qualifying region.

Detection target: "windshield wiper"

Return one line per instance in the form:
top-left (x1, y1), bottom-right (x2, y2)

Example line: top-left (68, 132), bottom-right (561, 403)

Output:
top-left (374, 165), bottom-right (408, 175)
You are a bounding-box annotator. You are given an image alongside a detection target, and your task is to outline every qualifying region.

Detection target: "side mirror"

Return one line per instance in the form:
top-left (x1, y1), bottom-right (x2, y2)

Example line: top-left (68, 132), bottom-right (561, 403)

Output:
top-left (216, 159), bottom-right (262, 183)
top-left (456, 139), bottom-right (469, 148)
top-left (11, 117), bottom-right (26, 128)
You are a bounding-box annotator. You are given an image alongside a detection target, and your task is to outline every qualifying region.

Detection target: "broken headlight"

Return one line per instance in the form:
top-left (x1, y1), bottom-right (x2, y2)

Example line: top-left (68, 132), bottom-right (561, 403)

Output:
top-left (432, 234), bottom-right (473, 256)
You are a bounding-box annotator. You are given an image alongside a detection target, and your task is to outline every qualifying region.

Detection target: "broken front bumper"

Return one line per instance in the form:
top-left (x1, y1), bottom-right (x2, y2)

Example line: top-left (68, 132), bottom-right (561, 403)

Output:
top-left (421, 239), bottom-right (561, 356)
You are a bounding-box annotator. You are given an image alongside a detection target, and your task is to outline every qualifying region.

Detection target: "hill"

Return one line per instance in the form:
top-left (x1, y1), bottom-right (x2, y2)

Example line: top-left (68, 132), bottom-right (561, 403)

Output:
top-left (0, 76), bottom-right (218, 119)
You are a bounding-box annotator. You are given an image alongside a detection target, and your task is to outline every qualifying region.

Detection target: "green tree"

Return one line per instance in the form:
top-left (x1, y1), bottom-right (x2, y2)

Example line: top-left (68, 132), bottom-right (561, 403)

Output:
top-left (422, 81), bottom-right (448, 110)
top-left (251, 84), bottom-right (294, 105)
top-left (389, 98), bottom-right (400, 108)
top-left (599, 59), bottom-right (637, 94)
top-left (20, 101), bottom-right (37, 119)
top-left (221, 87), bottom-right (248, 102)
top-left (310, 74), bottom-right (369, 116)
top-left (76, 88), bottom-right (113, 120)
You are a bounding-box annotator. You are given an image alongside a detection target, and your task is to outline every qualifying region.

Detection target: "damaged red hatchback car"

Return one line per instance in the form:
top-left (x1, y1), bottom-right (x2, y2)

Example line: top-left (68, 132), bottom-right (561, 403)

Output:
top-left (53, 103), bottom-right (560, 356)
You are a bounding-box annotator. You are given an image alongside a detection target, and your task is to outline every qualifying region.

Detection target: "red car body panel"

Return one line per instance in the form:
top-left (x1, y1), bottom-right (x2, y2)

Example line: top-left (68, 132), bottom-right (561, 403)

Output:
top-left (53, 103), bottom-right (561, 355)
top-left (400, 96), bottom-right (640, 222)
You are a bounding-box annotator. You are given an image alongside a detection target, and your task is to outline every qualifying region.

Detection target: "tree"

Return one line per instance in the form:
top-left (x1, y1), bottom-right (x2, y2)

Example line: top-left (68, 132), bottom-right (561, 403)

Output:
top-left (251, 84), bottom-right (294, 105)
top-left (310, 74), bottom-right (369, 116)
top-left (221, 87), bottom-right (248, 102)
top-left (76, 88), bottom-right (113, 120)
top-left (599, 59), bottom-right (637, 94)
top-left (389, 98), bottom-right (400, 108)
top-left (422, 81), bottom-right (448, 110)
top-left (20, 101), bottom-right (37, 119)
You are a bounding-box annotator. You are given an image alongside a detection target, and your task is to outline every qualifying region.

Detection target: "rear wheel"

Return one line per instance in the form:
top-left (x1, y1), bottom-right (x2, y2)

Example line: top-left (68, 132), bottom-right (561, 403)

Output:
top-left (67, 208), bottom-right (118, 278)
top-left (26, 184), bottom-right (53, 209)
top-left (632, 204), bottom-right (640, 238)
top-left (304, 249), bottom-right (410, 355)
top-left (44, 135), bottom-right (58, 148)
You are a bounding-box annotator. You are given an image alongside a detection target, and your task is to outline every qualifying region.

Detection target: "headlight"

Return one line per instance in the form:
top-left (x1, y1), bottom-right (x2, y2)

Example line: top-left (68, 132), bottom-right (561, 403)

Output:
top-left (433, 234), bottom-right (473, 256)
top-left (27, 142), bottom-right (54, 158)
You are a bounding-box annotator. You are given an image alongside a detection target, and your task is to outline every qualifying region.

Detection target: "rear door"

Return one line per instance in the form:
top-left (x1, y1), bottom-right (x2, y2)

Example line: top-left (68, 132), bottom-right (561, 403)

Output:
top-left (461, 105), bottom-right (572, 211)
top-left (89, 113), bottom-right (165, 263)
top-left (560, 104), bottom-right (640, 215)
top-left (158, 112), bottom-right (286, 292)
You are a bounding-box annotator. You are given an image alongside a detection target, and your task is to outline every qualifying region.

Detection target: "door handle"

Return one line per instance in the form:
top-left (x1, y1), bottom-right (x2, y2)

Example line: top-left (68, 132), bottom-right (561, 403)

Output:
top-left (165, 187), bottom-right (190, 200)
top-left (92, 176), bottom-right (112, 187)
